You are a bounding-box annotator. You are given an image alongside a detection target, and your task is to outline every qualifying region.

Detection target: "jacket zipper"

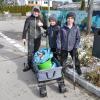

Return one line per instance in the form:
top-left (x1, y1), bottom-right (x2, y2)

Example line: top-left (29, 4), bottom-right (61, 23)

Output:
top-left (66, 29), bottom-right (70, 51)
top-left (35, 17), bottom-right (36, 38)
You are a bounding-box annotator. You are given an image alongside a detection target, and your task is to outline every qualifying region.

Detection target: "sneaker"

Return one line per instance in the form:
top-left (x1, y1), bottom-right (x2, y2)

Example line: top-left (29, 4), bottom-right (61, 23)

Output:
top-left (75, 67), bottom-right (82, 75)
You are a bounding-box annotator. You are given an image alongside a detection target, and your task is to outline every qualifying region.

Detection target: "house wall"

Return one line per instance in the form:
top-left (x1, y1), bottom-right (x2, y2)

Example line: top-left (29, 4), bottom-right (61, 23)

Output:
top-left (17, 0), bottom-right (52, 7)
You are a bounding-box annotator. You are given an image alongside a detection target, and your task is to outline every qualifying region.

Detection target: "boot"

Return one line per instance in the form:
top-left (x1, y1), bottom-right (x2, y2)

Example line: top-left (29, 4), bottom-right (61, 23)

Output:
top-left (23, 65), bottom-right (31, 72)
top-left (23, 61), bottom-right (32, 72)
top-left (75, 67), bottom-right (82, 75)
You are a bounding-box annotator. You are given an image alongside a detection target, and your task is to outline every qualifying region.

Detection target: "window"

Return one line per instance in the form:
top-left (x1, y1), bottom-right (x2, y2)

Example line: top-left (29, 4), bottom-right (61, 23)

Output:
top-left (36, 1), bottom-right (38, 4)
top-left (44, 1), bottom-right (48, 4)
top-left (28, 1), bottom-right (30, 4)
top-left (31, 1), bottom-right (33, 4)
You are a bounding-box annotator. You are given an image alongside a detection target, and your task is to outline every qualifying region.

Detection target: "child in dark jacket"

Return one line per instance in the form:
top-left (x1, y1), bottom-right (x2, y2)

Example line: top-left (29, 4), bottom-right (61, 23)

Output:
top-left (46, 14), bottom-right (60, 59)
top-left (22, 6), bottom-right (47, 72)
top-left (57, 12), bottom-right (82, 75)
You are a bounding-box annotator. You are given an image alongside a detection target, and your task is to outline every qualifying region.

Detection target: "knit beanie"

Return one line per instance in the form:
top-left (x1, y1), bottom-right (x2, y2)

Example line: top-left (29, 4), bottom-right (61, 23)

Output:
top-left (66, 12), bottom-right (76, 20)
top-left (49, 14), bottom-right (57, 22)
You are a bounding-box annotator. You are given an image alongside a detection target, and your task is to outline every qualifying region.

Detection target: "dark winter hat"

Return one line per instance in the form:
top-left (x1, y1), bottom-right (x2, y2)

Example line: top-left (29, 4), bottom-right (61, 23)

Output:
top-left (32, 6), bottom-right (40, 12)
top-left (49, 14), bottom-right (57, 22)
top-left (66, 12), bottom-right (76, 20)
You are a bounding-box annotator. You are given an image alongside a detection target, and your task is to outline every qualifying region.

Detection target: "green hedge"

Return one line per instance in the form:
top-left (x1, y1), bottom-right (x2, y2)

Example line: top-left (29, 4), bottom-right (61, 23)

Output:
top-left (0, 6), bottom-right (54, 16)
top-left (0, 6), bottom-right (32, 15)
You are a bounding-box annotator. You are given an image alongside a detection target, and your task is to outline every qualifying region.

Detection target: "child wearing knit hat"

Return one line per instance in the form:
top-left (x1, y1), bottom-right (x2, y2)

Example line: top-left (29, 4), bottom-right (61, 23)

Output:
top-left (45, 14), bottom-right (60, 60)
top-left (57, 12), bottom-right (82, 75)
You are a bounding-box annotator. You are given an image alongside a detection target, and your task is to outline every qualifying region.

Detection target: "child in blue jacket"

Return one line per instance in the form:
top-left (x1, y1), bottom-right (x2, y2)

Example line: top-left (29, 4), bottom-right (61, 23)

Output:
top-left (46, 14), bottom-right (60, 59)
top-left (57, 12), bottom-right (82, 75)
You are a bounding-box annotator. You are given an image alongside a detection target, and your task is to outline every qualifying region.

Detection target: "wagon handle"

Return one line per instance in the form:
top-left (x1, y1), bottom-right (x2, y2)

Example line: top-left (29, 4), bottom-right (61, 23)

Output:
top-left (46, 71), bottom-right (56, 79)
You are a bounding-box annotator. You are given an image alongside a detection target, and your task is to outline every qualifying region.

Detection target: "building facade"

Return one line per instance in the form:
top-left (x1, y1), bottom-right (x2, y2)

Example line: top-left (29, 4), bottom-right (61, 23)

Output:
top-left (18, 0), bottom-right (52, 7)
top-left (5, 0), bottom-right (52, 6)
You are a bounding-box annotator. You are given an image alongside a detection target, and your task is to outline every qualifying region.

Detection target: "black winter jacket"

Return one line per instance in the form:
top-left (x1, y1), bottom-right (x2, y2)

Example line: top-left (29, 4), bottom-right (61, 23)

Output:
top-left (22, 14), bottom-right (47, 39)
top-left (46, 25), bottom-right (60, 49)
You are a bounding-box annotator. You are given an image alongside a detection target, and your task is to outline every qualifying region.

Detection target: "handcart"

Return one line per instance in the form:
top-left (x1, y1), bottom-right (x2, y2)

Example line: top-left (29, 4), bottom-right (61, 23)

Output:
top-left (33, 48), bottom-right (66, 97)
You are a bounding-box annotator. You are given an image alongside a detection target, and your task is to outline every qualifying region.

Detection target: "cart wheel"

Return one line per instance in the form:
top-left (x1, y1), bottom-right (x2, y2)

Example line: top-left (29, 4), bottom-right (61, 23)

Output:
top-left (59, 83), bottom-right (66, 93)
top-left (39, 86), bottom-right (47, 97)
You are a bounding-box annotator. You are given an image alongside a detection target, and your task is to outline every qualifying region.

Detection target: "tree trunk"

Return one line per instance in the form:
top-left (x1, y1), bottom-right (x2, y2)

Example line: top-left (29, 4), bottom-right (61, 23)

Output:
top-left (87, 0), bottom-right (94, 34)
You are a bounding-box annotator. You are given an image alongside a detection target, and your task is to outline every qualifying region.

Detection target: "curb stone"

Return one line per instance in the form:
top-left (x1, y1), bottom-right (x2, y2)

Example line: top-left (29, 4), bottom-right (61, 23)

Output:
top-left (65, 68), bottom-right (100, 97)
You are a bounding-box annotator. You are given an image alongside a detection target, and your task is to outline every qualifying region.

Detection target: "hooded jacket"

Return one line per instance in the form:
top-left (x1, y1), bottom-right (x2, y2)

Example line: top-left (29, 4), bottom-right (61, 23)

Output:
top-left (47, 25), bottom-right (60, 49)
top-left (57, 23), bottom-right (80, 51)
top-left (22, 7), bottom-right (47, 39)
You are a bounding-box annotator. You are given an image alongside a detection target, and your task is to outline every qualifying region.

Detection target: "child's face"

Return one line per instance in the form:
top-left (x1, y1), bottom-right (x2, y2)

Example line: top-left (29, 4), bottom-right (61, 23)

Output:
top-left (67, 17), bottom-right (74, 25)
top-left (33, 11), bottom-right (40, 17)
top-left (50, 20), bottom-right (56, 26)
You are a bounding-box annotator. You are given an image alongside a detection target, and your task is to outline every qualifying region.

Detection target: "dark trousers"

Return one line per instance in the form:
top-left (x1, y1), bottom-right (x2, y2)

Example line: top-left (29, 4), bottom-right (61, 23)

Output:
top-left (51, 48), bottom-right (58, 60)
top-left (60, 49), bottom-right (80, 69)
top-left (28, 37), bottom-right (41, 67)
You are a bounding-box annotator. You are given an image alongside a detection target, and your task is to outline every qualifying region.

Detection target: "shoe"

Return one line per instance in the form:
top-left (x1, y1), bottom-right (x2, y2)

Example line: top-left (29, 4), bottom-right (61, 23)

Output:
top-left (23, 65), bottom-right (31, 72)
top-left (67, 64), bottom-right (73, 69)
top-left (75, 67), bottom-right (82, 75)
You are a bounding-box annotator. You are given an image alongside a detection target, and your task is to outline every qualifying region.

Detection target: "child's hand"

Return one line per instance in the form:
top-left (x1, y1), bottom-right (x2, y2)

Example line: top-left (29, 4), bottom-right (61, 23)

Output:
top-left (22, 39), bottom-right (26, 45)
top-left (38, 20), bottom-right (43, 27)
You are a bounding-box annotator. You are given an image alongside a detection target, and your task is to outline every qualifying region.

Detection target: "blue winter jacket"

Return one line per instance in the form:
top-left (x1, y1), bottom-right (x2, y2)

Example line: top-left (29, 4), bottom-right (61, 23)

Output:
top-left (47, 25), bottom-right (60, 49)
top-left (57, 23), bottom-right (80, 51)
